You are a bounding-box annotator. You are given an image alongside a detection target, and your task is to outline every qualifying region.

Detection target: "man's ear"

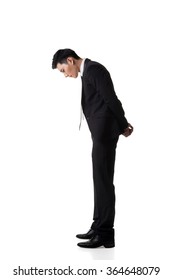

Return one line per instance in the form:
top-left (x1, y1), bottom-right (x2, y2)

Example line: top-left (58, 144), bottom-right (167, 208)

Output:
top-left (67, 57), bottom-right (74, 65)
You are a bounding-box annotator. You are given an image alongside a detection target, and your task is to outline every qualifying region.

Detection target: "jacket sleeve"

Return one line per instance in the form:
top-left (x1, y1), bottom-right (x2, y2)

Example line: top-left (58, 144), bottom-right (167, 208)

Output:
top-left (87, 65), bottom-right (129, 132)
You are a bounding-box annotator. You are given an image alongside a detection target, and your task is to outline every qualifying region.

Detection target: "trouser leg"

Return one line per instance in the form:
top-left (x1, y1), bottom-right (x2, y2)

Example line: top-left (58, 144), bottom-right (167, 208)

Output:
top-left (91, 136), bottom-right (119, 236)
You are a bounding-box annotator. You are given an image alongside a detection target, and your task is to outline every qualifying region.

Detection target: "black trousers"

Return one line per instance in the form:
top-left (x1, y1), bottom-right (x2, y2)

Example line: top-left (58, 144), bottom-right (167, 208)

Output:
top-left (86, 116), bottom-right (120, 238)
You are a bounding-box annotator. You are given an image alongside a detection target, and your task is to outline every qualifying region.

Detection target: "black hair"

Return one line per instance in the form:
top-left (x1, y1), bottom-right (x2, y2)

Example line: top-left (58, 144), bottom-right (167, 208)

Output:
top-left (52, 48), bottom-right (81, 69)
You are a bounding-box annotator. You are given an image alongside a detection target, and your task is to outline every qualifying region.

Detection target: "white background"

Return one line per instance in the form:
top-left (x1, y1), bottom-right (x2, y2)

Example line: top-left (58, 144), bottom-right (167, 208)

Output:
top-left (0, 0), bottom-right (173, 279)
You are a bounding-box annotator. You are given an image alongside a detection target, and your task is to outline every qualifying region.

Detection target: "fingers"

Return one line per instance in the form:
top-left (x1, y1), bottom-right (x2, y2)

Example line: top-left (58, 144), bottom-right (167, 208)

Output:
top-left (123, 130), bottom-right (130, 137)
top-left (123, 123), bottom-right (134, 137)
top-left (128, 123), bottom-right (134, 131)
top-left (123, 130), bottom-right (129, 137)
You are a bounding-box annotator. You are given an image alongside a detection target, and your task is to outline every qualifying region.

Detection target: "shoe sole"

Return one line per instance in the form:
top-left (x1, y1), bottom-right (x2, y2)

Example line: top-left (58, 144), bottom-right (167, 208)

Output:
top-left (77, 242), bottom-right (115, 248)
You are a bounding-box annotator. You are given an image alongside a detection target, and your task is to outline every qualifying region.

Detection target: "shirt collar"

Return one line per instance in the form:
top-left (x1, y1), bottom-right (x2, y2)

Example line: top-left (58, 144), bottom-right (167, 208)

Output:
top-left (80, 58), bottom-right (86, 77)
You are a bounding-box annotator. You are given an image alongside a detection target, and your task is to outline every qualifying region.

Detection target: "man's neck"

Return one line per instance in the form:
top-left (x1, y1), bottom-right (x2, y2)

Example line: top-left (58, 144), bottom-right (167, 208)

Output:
top-left (75, 58), bottom-right (83, 73)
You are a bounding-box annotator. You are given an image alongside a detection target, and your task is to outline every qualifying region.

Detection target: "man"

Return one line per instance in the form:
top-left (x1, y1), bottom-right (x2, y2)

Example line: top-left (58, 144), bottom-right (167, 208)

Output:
top-left (52, 49), bottom-right (133, 248)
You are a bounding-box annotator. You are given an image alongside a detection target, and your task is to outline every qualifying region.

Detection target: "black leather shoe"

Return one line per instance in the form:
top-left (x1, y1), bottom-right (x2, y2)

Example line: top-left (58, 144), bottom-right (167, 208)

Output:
top-left (76, 229), bottom-right (95, 239)
top-left (77, 234), bottom-right (115, 248)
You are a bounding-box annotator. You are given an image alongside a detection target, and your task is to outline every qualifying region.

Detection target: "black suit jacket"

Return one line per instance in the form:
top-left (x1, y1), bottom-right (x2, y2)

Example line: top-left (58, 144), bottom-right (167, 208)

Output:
top-left (82, 59), bottom-right (128, 135)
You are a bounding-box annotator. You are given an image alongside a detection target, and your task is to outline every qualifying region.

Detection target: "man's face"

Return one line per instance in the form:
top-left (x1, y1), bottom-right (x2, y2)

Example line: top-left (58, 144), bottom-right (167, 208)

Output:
top-left (57, 57), bottom-right (78, 78)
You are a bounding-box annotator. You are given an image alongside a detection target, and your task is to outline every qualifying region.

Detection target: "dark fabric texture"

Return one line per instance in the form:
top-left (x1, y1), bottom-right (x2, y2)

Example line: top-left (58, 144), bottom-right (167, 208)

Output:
top-left (82, 58), bottom-right (128, 134)
top-left (81, 59), bottom-right (128, 236)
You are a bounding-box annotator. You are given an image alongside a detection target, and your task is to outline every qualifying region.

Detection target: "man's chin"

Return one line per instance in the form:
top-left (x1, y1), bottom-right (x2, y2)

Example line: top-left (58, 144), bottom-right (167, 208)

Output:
top-left (74, 73), bottom-right (79, 78)
top-left (70, 73), bottom-right (78, 78)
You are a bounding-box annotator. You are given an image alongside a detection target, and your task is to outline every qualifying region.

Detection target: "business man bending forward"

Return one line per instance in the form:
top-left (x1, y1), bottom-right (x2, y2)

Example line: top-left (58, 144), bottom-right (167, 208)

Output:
top-left (52, 49), bottom-right (133, 248)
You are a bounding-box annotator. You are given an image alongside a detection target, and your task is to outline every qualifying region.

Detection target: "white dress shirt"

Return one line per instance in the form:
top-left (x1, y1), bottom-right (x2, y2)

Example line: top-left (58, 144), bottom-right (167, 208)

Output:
top-left (80, 58), bottom-right (86, 77)
top-left (79, 58), bottom-right (86, 130)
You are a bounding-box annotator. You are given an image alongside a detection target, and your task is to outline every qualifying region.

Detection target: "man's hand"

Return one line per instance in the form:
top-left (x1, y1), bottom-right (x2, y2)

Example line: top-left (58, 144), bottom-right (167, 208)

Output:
top-left (123, 123), bottom-right (134, 137)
